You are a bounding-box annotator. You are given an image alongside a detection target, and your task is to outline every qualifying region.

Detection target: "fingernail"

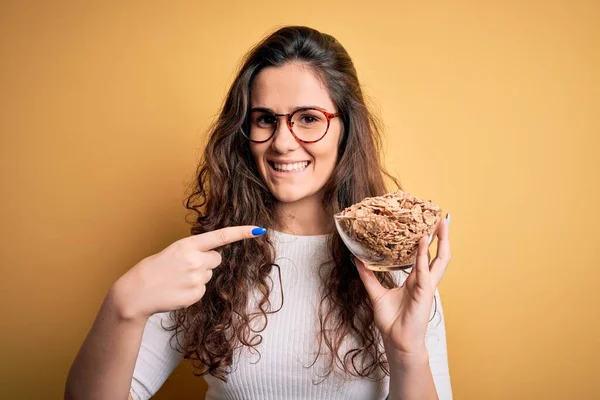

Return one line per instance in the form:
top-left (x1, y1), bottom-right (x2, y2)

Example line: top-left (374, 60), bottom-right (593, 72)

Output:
top-left (428, 233), bottom-right (434, 244)
top-left (252, 227), bottom-right (267, 236)
top-left (446, 213), bottom-right (451, 227)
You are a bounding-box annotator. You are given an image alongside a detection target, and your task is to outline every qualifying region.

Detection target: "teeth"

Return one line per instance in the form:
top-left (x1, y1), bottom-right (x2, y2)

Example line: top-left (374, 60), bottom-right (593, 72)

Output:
top-left (273, 161), bottom-right (309, 172)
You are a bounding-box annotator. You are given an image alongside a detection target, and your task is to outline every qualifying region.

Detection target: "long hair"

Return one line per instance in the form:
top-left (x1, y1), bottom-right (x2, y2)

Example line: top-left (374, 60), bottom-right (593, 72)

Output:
top-left (169, 25), bottom-right (401, 382)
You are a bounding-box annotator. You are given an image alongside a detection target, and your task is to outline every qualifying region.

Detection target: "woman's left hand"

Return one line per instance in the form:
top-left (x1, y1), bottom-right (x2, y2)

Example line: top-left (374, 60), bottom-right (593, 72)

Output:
top-left (355, 214), bottom-right (451, 359)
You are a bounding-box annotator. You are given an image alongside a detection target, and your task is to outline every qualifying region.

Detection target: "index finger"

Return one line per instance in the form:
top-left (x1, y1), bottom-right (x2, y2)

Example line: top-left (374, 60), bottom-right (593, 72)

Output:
top-left (188, 226), bottom-right (267, 252)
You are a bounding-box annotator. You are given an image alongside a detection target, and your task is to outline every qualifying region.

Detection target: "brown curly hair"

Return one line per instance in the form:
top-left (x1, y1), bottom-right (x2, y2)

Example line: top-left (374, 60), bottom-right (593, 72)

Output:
top-left (168, 25), bottom-right (402, 382)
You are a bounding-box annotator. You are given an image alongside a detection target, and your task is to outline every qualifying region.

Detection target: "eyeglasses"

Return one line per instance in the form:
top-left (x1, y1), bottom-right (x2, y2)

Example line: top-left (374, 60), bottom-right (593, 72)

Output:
top-left (243, 107), bottom-right (339, 144)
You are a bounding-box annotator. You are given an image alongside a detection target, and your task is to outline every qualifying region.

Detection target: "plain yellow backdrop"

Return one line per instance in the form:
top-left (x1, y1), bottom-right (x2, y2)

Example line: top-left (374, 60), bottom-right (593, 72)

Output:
top-left (1, 1), bottom-right (598, 399)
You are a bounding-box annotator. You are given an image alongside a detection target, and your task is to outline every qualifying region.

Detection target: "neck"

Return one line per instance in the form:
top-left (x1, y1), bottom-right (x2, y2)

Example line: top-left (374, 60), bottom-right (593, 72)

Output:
top-left (274, 193), bottom-right (333, 236)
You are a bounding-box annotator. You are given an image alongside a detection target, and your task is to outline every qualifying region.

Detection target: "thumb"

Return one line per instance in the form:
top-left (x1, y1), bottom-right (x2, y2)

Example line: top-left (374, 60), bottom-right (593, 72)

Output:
top-left (354, 257), bottom-right (387, 302)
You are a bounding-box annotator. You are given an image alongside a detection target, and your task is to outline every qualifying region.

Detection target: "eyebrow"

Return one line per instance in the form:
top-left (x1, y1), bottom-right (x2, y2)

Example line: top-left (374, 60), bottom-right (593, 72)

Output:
top-left (249, 105), bottom-right (327, 113)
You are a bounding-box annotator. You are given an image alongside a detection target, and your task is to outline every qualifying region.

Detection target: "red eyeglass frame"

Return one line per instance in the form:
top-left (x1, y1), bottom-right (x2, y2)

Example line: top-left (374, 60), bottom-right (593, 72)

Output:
top-left (243, 107), bottom-right (340, 144)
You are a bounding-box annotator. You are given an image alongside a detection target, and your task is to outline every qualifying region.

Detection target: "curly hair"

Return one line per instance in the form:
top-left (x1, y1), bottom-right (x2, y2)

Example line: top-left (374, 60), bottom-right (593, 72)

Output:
top-left (168, 25), bottom-right (402, 382)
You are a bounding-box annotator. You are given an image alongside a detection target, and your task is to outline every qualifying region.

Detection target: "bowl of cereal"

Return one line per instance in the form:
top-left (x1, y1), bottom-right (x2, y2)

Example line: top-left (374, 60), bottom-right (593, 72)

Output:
top-left (334, 190), bottom-right (442, 271)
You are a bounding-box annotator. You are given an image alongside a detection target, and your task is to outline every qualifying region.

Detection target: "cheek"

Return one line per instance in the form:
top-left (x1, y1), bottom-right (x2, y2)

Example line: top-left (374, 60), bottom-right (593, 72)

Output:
top-left (309, 147), bottom-right (338, 179)
top-left (314, 129), bottom-right (341, 166)
top-left (249, 144), bottom-right (264, 166)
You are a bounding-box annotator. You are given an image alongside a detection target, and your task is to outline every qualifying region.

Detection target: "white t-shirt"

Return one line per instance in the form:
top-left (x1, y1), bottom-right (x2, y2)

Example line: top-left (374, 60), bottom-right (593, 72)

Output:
top-left (130, 230), bottom-right (452, 399)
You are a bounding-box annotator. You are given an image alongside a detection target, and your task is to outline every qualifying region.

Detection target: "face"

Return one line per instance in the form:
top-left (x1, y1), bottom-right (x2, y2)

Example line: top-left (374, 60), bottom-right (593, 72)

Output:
top-left (248, 63), bottom-right (342, 204)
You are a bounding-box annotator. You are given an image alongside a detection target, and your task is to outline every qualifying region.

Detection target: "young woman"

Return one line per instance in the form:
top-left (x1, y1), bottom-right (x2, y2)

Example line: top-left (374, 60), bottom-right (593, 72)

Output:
top-left (65, 26), bottom-right (452, 400)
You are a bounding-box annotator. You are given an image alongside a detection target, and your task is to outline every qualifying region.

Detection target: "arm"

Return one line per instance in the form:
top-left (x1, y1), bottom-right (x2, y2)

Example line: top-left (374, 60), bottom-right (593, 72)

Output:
top-left (65, 281), bottom-right (185, 400)
top-left (387, 347), bottom-right (437, 400)
top-left (65, 225), bottom-right (266, 400)
top-left (386, 290), bottom-right (452, 400)
top-left (356, 215), bottom-right (452, 400)
top-left (65, 281), bottom-right (147, 400)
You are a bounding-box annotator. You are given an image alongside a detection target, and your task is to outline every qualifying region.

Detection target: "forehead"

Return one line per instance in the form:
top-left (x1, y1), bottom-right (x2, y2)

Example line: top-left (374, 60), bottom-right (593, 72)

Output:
top-left (250, 63), bottom-right (335, 111)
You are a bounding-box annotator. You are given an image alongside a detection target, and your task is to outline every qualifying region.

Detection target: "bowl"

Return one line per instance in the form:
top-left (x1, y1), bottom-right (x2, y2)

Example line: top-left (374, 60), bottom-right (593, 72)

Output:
top-left (333, 211), bottom-right (441, 272)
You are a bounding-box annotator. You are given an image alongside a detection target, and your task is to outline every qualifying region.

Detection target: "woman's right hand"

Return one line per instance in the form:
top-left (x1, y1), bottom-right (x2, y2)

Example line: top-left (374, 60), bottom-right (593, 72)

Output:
top-left (110, 226), bottom-right (267, 322)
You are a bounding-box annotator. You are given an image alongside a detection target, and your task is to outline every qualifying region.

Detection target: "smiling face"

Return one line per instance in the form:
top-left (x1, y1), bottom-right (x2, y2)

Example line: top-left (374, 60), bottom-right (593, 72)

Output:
top-left (249, 63), bottom-right (342, 204)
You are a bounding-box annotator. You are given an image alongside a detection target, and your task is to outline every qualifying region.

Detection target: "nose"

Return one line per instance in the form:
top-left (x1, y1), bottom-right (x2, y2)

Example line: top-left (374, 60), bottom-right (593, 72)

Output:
top-left (270, 117), bottom-right (300, 154)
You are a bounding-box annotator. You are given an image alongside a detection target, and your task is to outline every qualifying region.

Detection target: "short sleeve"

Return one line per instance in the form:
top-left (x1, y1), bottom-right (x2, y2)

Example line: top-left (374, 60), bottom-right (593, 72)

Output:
top-left (392, 271), bottom-right (453, 399)
top-left (130, 312), bottom-right (184, 400)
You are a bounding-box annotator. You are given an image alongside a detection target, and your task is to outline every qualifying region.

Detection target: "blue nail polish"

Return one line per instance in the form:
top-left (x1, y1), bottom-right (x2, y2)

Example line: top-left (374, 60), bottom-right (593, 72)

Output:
top-left (446, 213), bottom-right (451, 227)
top-left (252, 227), bottom-right (267, 236)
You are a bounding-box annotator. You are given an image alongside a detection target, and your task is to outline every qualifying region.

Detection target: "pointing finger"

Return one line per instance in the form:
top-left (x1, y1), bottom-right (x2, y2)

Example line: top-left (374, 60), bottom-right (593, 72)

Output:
top-left (188, 226), bottom-right (267, 252)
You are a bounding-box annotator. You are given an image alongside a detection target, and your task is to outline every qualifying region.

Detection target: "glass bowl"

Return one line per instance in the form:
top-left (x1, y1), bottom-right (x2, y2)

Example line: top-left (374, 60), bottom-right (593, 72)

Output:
top-left (333, 211), bottom-right (441, 272)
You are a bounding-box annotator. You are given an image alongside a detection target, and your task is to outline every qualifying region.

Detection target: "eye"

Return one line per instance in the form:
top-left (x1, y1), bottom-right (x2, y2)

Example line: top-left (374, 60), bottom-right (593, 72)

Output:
top-left (258, 115), bottom-right (276, 125)
top-left (252, 112), bottom-right (277, 127)
top-left (300, 115), bottom-right (318, 124)
top-left (294, 110), bottom-right (325, 126)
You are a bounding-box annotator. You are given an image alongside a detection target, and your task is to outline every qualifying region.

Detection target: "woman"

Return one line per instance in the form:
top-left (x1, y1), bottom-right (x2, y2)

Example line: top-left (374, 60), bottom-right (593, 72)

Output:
top-left (65, 26), bottom-right (452, 400)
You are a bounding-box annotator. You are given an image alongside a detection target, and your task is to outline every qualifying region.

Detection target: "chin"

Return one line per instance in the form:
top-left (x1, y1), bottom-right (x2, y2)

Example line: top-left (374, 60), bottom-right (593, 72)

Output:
top-left (269, 186), bottom-right (319, 204)
top-left (272, 191), bottom-right (307, 203)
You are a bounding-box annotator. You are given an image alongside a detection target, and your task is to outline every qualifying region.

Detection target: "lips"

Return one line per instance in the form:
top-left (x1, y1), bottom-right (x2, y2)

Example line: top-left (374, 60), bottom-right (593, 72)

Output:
top-left (267, 160), bottom-right (311, 172)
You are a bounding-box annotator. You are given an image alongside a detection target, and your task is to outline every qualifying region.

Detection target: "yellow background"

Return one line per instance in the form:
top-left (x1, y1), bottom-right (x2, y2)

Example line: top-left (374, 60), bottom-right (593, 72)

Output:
top-left (1, 1), bottom-right (598, 399)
